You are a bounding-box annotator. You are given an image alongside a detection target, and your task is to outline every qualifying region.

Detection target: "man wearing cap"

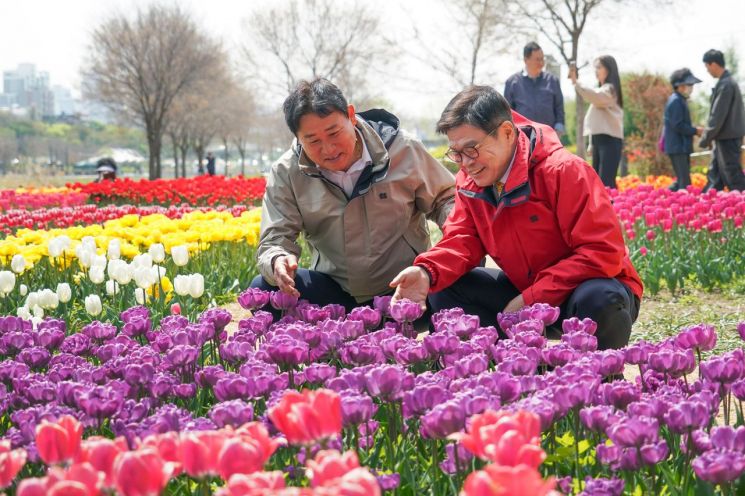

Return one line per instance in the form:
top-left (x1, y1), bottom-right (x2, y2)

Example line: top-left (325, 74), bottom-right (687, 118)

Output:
top-left (95, 157), bottom-right (117, 182)
top-left (700, 49), bottom-right (745, 192)
top-left (663, 68), bottom-right (703, 191)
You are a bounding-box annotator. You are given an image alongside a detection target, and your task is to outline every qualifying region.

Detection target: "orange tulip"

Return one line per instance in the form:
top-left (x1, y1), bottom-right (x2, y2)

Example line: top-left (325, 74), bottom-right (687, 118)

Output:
top-left (268, 389), bottom-right (342, 445)
top-left (36, 415), bottom-right (83, 465)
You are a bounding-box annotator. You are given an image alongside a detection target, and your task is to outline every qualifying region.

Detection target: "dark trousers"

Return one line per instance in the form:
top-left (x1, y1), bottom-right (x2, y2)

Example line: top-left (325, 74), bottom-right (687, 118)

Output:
top-left (668, 153), bottom-right (691, 191)
top-left (591, 134), bottom-right (623, 189)
top-left (428, 268), bottom-right (640, 350)
top-left (704, 138), bottom-right (745, 192)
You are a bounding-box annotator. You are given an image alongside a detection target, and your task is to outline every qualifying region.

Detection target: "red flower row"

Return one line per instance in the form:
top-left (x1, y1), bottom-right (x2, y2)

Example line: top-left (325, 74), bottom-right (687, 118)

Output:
top-left (0, 190), bottom-right (88, 212)
top-left (69, 176), bottom-right (266, 207)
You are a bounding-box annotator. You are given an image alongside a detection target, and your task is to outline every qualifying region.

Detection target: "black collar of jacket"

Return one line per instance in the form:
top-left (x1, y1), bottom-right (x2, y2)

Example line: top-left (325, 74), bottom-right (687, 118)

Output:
top-left (294, 109), bottom-right (401, 199)
top-left (456, 126), bottom-right (537, 208)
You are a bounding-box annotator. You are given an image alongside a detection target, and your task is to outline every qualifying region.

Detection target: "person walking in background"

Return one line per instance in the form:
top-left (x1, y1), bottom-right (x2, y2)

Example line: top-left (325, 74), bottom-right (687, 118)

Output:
top-left (504, 42), bottom-right (565, 136)
top-left (700, 49), bottom-right (745, 192)
top-left (569, 55), bottom-right (624, 189)
top-left (94, 157), bottom-right (117, 182)
top-left (663, 68), bottom-right (703, 191)
top-left (206, 152), bottom-right (216, 176)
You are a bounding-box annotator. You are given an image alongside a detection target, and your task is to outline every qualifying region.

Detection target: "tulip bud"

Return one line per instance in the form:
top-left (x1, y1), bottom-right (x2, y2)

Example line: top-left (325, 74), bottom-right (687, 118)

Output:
top-left (76, 247), bottom-right (94, 269)
top-left (149, 243), bottom-right (166, 263)
top-left (89, 266), bottom-right (106, 285)
top-left (171, 303), bottom-right (182, 315)
top-left (85, 294), bottom-right (103, 316)
top-left (11, 254), bottom-right (26, 274)
top-left (17, 306), bottom-right (31, 320)
top-left (25, 292), bottom-right (39, 308)
top-left (174, 275), bottom-right (190, 296)
top-left (19, 284), bottom-right (28, 296)
top-left (171, 245), bottom-right (189, 267)
top-left (48, 238), bottom-right (64, 257)
top-left (188, 273), bottom-right (205, 299)
top-left (135, 288), bottom-right (147, 305)
top-left (56, 283), bottom-right (72, 303)
top-left (107, 239), bottom-right (121, 260)
top-left (0, 271), bottom-right (16, 294)
top-left (106, 280), bottom-right (120, 296)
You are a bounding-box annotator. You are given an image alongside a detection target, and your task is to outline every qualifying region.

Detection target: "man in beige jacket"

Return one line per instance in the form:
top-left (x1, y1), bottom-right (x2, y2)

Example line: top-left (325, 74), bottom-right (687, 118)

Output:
top-left (251, 78), bottom-right (455, 311)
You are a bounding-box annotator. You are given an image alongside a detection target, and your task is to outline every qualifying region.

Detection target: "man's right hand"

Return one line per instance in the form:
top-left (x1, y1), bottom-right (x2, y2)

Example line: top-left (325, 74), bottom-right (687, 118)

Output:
top-left (273, 254), bottom-right (300, 297)
top-left (389, 266), bottom-right (430, 309)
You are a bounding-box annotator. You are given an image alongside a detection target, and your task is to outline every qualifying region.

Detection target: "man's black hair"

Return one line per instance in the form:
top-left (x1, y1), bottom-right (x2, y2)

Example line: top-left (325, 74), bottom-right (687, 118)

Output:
top-left (282, 78), bottom-right (348, 136)
top-left (703, 49), bottom-right (726, 67)
top-left (436, 85), bottom-right (513, 135)
top-left (524, 41), bottom-right (542, 59)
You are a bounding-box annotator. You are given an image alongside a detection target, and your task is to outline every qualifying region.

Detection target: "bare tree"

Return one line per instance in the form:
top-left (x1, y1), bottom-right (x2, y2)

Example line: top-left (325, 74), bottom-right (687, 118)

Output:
top-left (241, 0), bottom-right (391, 103)
top-left (82, 5), bottom-right (224, 179)
top-left (216, 84), bottom-right (255, 177)
top-left (409, 0), bottom-right (515, 88)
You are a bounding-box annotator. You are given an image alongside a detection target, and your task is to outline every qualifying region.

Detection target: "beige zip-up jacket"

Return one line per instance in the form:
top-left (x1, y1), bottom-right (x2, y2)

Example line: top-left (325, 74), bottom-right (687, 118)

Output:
top-left (574, 82), bottom-right (624, 140)
top-left (257, 109), bottom-right (456, 302)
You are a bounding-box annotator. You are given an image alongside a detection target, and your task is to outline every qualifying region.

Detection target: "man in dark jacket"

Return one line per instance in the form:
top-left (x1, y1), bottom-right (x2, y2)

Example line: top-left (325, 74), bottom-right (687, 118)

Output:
top-left (390, 86), bottom-right (643, 350)
top-left (504, 42), bottom-right (565, 135)
top-left (664, 68), bottom-right (703, 191)
top-left (700, 49), bottom-right (745, 191)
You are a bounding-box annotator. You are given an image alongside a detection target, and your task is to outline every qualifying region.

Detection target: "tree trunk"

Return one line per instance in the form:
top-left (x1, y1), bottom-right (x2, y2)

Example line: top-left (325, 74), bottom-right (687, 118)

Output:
top-left (171, 136), bottom-right (180, 178)
top-left (223, 137), bottom-right (229, 176)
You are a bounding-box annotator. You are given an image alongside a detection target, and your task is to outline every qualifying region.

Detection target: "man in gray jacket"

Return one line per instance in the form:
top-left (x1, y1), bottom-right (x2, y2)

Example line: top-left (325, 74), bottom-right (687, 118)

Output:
top-left (700, 49), bottom-right (745, 192)
top-left (251, 78), bottom-right (455, 310)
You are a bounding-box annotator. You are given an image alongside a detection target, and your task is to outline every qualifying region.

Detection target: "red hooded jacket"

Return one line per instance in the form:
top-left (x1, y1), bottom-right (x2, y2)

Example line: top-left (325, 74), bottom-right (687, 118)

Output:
top-left (415, 112), bottom-right (643, 306)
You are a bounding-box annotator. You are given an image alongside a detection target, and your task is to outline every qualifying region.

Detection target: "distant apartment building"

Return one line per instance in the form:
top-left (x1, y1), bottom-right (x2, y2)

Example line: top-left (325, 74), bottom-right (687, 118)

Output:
top-left (1, 63), bottom-right (55, 118)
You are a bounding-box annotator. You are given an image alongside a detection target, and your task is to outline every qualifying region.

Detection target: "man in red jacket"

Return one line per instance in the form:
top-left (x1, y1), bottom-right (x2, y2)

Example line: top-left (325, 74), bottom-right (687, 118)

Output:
top-left (390, 85), bottom-right (642, 349)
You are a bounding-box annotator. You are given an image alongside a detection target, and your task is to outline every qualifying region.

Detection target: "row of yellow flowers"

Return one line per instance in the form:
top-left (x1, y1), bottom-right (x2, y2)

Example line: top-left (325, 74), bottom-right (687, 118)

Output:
top-left (0, 208), bottom-right (262, 266)
top-left (616, 173), bottom-right (708, 192)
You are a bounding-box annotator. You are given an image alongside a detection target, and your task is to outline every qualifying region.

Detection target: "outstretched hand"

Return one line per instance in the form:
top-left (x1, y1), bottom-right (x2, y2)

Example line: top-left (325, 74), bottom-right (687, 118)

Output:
top-left (273, 254), bottom-right (300, 297)
top-left (389, 266), bottom-right (430, 309)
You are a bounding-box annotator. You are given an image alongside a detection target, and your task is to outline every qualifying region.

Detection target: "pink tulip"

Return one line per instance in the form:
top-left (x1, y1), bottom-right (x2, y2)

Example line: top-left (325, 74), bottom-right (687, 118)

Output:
top-left (181, 430), bottom-right (227, 478)
top-left (268, 388), bottom-right (342, 445)
top-left (36, 415), bottom-right (83, 465)
top-left (306, 450), bottom-right (360, 487)
top-left (0, 440), bottom-right (26, 489)
top-left (113, 448), bottom-right (173, 496)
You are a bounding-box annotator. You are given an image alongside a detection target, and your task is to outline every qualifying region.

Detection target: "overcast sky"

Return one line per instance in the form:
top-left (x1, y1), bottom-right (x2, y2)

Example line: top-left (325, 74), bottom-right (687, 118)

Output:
top-left (2, 0), bottom-right (744, 121)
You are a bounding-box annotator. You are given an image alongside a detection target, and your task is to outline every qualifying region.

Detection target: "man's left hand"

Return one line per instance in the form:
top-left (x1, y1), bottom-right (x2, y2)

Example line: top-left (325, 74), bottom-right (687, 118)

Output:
top-left (503, 294), bottom-right (525, 313)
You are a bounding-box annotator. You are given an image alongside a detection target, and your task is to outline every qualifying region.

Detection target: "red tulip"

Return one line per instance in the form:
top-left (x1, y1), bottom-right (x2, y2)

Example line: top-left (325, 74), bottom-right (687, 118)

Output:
top-left (36, 415), bottom-right (83, 465)
top-left (113, 448), bottom-right (173, 496)
top-left (181, 430), bottom-right (227, 478)
top-left (77, 437), bottom-right (128, 488)
top-left (268, 388), bottom-right (342, 445)
top-left (141, 432), bottom-right (183, 475)
top-left (0, 440), bottom-right (26, 489)
top-left (217, 438), bottom-right (266, 480)
top-left (216, 471), bottom-right (286, 496)
top-left (306, 450), bottom-right (360, 487)
top-left (460, 464), bottom-right (557, 496)
top-left (453, 410), bottom-right (544, 468)
top-left (234, 422), bottom-right (278, 462)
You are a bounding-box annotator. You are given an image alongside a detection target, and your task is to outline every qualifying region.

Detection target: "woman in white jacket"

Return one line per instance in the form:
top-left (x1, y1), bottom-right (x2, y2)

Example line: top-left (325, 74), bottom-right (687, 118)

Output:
top-left (570, 55), bottom-right (624, 188)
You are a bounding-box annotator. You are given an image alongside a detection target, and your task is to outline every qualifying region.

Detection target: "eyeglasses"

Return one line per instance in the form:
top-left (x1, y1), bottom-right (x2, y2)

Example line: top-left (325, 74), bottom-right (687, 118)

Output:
top-left (445, 128), bottom-right (498, 164)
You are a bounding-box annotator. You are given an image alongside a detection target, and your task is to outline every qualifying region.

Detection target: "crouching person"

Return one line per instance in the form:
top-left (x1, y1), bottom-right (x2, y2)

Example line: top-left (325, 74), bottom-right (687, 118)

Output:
top-left (251, 78), bottom-right (455, 315)
top-left (390, 86), bottom-right (643, 350)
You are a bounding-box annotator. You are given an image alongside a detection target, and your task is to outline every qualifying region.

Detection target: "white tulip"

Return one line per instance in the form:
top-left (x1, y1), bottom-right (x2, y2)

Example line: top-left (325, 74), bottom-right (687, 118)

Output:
top-left (56, 283), bottom-right (72, 303)
top-left (25, 292), bottom-right (39, 309)
top-left (134, 287), bottom-right (147, 305)
top-left (10, 254), bottom-right (25, 274)
top-left (48, 238), bottom-right (64, 258)
top-left (38, 288), bottom-right (59, 309)
top-left (133, 253), bottom-right (153, 268)
top-left (17, 306), bottom-right (31, 320)
top-left (134, 266), bottom-right (155, 289)
top-left (82, 236), bottom-right (97, 252)
top-left (19, 284), bottom-right (28, 296)
top-left (105, 280), bottom-right (120, 296)
top-left (32, 304), bottom-right (44, 319)
top-left (188, 273), bottom-right (205, 299)
top-left (89, 266), bottom-right (106, 284)
top-left (107, 239), bottom-right (121, 260)
top-left (0, 271), bottom-right (15, 294)
top-left (151, 265), bottom-right (166, 282)
top-left (76, 246), bottom-right (94, 268)
top-left (149, 243), bottom-right (166, 263)
top-left (31, 316), bottom-right (42, 329)
top-left (57, 235), bottom-right (71, 250)
top-left (173, 274), bottom-right (190, 296)
top-left (85, 294), bottom-right (102, 316)
top-left (107, 259), bottom-right (123, 280)
top-left (91, 254), bottom-right (107, 269)
top-left (171, 245), bottom-right (189, 267)
top-left (113, 263), bottom-right (133, 285)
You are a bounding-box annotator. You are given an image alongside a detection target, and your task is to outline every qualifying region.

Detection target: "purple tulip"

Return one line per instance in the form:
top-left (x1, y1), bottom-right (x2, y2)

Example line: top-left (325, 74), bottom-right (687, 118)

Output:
top-left (541, 343), bottom-right (578, 367)
top-left (562, 317), bottom-right (598, 335)
top-left (423, 332), bottom-right (460, 357)
top-left (578, 477), bottom-right (625, 496)
top-left (648, 347), bottom-right (696, 378)
top-left (270, 291), bottom-right (299, 311)
top-left (373, 295), bottom-right (392, 317)
top-left (214, 374), bottom-right (252, 401)
top-left (676, 324), bottom-right (717, 351)
top-left (208, 399), bottom-right (253, 427)
top-left (17, 347), bottom-right (51, 370)
top-left (403, 384), bottom-right (451, 418)
top-left (199, 308), bottom-right (232, 333)
top-left (607, 416), bottom-right (659, 448)
top-left (419, 401), bottom-right (466, 439)
top-left (365, 365), bottom-right (414, 401)
top-left (389, 298), bottom-right (424, 324)
top-left (709, 426), bottom-right (745, 452)
top-left (347, 306), bottom-right (382, 330)
top-left (395, 342), bottom-right (431, 366)
top-left (340, 392), bottom-right (376, 426)
top-left (701, 354), bottom-right (744, 384)
top-left (561, 331), bottom-right (598, 352)
top-left (662, 400), bottom-right (710, 434)
top-left (580, 405), bottom-right (621, 433)
top-left (738, 322), bottom-right (745, 341)
top-left (439, 443), bottom-right (473, 474)
top-left (237, 288), bottom-right (270, 310)
top-left (265, 336), bottom-right (308, 368)
top-left (693, 449), bottom-right (745, 485)
top-left (597, 381), bottom-right (641, 410)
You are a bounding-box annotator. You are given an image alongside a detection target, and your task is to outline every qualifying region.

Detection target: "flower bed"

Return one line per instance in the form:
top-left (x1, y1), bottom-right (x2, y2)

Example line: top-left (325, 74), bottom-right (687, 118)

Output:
top-left (69, 176), bottom-right (266, 207)
top-left (0, 189), bottom-right (88, 212)
top-left (0, 296), bottom-right (743, 495)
